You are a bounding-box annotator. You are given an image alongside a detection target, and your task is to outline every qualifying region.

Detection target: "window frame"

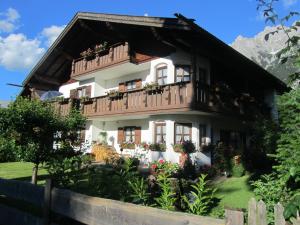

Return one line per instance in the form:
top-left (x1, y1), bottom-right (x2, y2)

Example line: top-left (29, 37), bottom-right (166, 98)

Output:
top-left (156, 65), bottom-right (168, 85)
top-left (154, 122), bottom-right (166, 144)
top-left (126, 80), bottom-right (137, 91)
top-left (175, 65), bottom-right (191, 83)
top-left (124, 126), bottom-right (136, 142)
top-left (199, 124), bottom-right (207, 146)
top-left (174, 123), bottom-right (192, 143)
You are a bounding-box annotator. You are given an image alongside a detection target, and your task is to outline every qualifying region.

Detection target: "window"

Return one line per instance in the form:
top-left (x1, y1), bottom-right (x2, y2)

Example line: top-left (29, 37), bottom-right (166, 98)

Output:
top-left (126, 80), bottom-right (136, 90)
top-left (175, 65), bottom-right (191, 82)
top-left (156, 66), bottom-right (168, 85)
top-left (124, 127), bottom-right (135, 142)
top-left (220, 130), bottom-right (240, 149)
top-left (155, 123), bottom-right (166, 143)
top-left (77, 88), bottom-right (86, 98)
top-left (197, 67), bottom-right (208, 84)
top-left (175, 123), bottom-right (192, 143)
top-left (199, 124), bottom-right (207, 146)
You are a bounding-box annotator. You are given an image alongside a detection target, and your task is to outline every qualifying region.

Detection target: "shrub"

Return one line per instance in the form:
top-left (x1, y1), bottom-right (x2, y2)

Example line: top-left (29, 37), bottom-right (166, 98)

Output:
top-left (0, 137), bottom-right (18, 162)
top-left (149, 143), bottom-right (166, 151)
top-left (232, 163), bottom-right (245, 177)
top-left (182, 174), bottom-right (216, 215)
top-left (155, 173), bottom-right (177, 210)
top-left (251, 174), bottom-right (291, 225)
top-left (173, 140), bottom-right (195, 154)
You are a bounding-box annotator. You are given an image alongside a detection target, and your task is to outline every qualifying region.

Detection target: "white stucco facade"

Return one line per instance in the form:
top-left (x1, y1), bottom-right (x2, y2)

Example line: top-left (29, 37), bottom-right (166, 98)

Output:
top-left (58, 51), bottom-right (248, 166)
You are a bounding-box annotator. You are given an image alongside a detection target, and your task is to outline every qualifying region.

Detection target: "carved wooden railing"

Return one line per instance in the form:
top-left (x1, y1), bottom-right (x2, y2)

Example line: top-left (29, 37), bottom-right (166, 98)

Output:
top-left (71, 42), bottom-right (130, 78)
top-left (82, 82), bottom-right (194, 117)
top-left (50, 82), bottom-right (266, 118)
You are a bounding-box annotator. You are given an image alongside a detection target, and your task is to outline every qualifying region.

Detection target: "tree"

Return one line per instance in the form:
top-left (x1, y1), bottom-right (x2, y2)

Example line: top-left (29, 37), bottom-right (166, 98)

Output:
top-left (0, 97), bottom-right (86, 184)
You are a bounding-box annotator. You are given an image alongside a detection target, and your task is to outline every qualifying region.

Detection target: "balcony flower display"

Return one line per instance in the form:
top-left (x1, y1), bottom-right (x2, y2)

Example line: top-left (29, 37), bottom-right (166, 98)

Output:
top-left (80, 96), bottom-right (92, 104)
top-left (120, 142), bottom-right (135, 149)
top-left (80, 48), bottom-right (94, 59)
top-left (140, 142), bottom-right (150, 151)
top-left (106, 89), bottom-right (123, 99)
top-left (149, 143), bottom-right (166, 152)
top-left (94, 41), bottom-right (108, 53)
top-left (143, 82), bottom-right (162, 93)
top-left (55, 96), bottom-right (69, 104)
top-left (172, 140), bottom-right (195, 154)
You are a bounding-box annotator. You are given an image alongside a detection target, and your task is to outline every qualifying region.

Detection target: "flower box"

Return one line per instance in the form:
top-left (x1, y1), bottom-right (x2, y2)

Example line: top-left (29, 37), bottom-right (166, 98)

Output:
top-left (149, 143), bottom-right (166, 152)
top-left (143, 82), bottom-right (163, 94)
top-left (120, 142), bottom-right (135, 149)
top-left (107, 90), bottom-right (123, 100)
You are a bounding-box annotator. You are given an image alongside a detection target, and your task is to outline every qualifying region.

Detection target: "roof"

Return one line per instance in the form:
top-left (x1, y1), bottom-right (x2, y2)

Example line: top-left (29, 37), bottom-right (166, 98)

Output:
top-left (20, 12), bottom-right (287, 95)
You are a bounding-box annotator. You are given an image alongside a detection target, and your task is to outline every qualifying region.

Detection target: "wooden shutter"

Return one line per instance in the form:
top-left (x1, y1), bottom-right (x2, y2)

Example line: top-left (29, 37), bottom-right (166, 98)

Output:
top-left (118, 127), bottom-right (124, 144)
top-left (135, 127), bottom-right (141, 144)
top-left (119, 83), bottom-right (125, 92)
top-left (136, 79), bottom-right (142, 89)
top-left (85, 85), bottom-right (92, 97)
top-left (70, 89), bottom-right (77, 99)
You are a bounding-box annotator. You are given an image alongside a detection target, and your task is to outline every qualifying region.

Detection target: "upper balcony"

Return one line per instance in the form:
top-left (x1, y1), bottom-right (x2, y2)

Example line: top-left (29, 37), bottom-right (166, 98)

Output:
top-left (70, 42), bottom-right (153, 79)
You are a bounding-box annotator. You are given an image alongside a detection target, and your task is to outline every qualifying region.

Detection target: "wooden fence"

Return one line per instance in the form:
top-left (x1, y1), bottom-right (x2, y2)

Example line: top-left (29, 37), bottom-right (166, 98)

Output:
top-left (0, 178), bottom-right (299, 225)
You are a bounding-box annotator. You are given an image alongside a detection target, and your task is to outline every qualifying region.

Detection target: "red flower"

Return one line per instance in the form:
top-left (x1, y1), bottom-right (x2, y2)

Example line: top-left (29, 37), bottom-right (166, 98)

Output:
top-left (151, 164), bottom-right (157, 169)
top-left (159, 159), bottom-right (165, 164)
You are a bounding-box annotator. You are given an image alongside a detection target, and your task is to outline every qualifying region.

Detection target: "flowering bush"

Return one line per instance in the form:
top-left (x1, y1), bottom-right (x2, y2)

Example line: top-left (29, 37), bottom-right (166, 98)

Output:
top-left (172, 140), bottom-right (195, 154)
top-left (150, 160), bottom-right (179, 176)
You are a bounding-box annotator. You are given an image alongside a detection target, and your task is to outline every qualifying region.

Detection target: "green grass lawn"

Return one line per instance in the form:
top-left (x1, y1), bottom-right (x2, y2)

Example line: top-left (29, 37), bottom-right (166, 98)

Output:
top-left (0, 162), bottom-right (48, 185)
top-left (210, 174), bottom-right (254, 217)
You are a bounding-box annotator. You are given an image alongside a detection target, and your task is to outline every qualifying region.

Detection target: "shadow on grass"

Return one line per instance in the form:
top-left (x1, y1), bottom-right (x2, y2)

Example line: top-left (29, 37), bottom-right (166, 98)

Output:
top-left (11, 174), bottom-right (51, 183)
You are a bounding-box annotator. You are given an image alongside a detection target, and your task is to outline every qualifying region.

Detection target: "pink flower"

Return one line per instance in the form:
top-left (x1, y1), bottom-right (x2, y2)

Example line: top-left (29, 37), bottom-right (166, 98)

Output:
top-left (151, 164), bottom-right (157, 169)
top-left (159, 159), bottom-right (165, 164)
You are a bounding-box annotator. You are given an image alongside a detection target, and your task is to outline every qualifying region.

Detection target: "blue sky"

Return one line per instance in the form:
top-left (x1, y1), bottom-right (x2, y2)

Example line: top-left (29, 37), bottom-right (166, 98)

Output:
top-left (0, 0), bottom-right (299, 100)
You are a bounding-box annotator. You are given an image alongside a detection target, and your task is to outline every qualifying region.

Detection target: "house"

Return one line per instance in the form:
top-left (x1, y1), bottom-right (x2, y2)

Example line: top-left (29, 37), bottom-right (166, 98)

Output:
top-left (20, 13), bottom-right (286, 166)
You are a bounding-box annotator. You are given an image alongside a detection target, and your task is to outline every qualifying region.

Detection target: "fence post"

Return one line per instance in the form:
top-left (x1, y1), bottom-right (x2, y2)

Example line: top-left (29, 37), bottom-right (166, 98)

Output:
top-left (43, 179), bottom-right (52, 225)
top-left (257, 200), bottom-right (267, 225)
top-left (225, 208), bottom-right (244, 225)
top-left (248, 198), bottom-right (257, 225)
top-left (274, 203), bottom-right (285, 225)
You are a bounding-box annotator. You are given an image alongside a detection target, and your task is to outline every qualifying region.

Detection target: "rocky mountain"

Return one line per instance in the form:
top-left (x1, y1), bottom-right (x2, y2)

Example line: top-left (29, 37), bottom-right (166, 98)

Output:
top-left (231, 26), bottom-right (300, 83)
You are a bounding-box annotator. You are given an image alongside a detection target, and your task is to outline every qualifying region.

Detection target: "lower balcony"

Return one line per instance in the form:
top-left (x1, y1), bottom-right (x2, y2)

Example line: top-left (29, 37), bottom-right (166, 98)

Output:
top-left (82, 82), bottom-right (194, 117)
top-left (51, 82), bottom-right (267, 119)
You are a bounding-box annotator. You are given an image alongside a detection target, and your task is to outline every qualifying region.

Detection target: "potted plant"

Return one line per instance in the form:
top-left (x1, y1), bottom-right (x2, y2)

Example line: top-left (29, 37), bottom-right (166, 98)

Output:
top-left (143, 82), bottom-right (162, 93)
top-left (149, 143), bottom-right (166, 152)
top-left (172, 140), bottom-right (195, 154)
top-left (55, 96), bottom-right (68, 104)
top-left (80, 96), bottom-right (92, 104)
top-left (94, 41), bottom-right (108, 53)
top-left (106, 90), bottom-right (123, 99)
top-left (120, 142), bottom-right (135, 149)
top-left (80, 48), bottom-right (94, 59)
top-left (140, 142), bottom-right (149, 150)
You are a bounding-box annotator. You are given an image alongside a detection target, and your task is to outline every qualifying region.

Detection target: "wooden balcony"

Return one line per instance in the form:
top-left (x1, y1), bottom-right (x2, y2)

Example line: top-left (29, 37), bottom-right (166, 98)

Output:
top-left (71, 42), bottom-right (130, 78)
top-left (50, 82), bottom-right (266, 119)
top-left (82, 82), bottom-right (194, 117)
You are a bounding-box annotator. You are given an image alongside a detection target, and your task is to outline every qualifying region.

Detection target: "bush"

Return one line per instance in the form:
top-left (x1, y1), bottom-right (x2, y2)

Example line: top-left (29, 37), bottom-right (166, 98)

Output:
top-left (0, 137), bottom-right (18, 162)
top-left (231, 160), bottom-right (245, 177)
top-left (251, 174), bottom-right (291, 225)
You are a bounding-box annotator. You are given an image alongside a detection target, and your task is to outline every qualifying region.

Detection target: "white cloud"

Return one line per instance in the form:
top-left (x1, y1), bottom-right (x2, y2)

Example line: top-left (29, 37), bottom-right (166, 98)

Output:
top-left (283, 0), bottom-right (298, 7)
top-left (41, 25), bottom-right (66, 47)
top-left (0, 33), bottom-right (45, 70)
top-left (0, 8), bottom-right (20, 33)
top-left (0, 8), bottom-right (65, 71)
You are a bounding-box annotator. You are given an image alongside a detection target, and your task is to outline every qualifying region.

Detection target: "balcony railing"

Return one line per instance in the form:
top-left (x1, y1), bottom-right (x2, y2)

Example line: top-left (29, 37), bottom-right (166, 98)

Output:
top-left (82, 82), bottom-right (194, 117)
top-left (51, 82), bottom-right (267, 118)
top-left (71, 42), bottom-right (130, 78)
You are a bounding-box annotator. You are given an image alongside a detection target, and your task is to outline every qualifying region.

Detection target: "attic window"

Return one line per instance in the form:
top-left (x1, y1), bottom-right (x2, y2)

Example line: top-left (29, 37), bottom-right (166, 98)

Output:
top-left (175, 65), bottom-right (191, 82)
top-left (156, 65), bottom-right (168, 85)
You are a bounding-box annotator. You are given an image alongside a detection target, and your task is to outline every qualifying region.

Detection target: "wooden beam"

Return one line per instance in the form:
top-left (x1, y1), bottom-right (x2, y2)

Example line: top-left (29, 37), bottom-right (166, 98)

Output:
top-left (53, 48), bottom-right (73, 61)
top-left (34, 74), bottom-right (62, 86)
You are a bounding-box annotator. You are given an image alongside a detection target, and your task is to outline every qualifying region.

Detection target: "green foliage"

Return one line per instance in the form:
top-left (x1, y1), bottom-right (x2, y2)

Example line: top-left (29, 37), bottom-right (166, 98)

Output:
top-left (128, 177), bottom-right (150, 205)
top-left (231, 162), bottom-right (245, 177)
top-left (251, 174), bottom-right (291, 224)
top-left (88, 158), bottom-right (140, 201)
top-left (150, 160), bottom-right (179, 176)
top-left (284, 194), bottom-right (300, 221)
top-left (182, 174), bottom-right (216, 215)
top-left (155, 173), bottom-right (177, 210)
top-left (0, 137), bottom-right (19, 162)
top-left (0, 97), bottom-right (86, 184)
top-left (272, 89), bottom-right (300, 188)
